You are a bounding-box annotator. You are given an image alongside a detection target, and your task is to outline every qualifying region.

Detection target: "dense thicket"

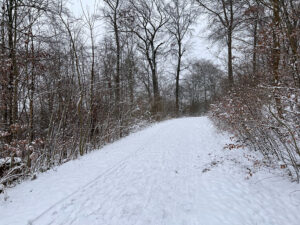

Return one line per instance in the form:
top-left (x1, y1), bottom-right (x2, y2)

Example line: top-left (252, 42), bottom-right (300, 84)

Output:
top-left (205, 0), bottom-right (300, 182)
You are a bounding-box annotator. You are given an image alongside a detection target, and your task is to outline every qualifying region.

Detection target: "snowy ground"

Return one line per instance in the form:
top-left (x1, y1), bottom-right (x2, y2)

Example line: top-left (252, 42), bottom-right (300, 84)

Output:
top-left (1, 117), bottom-right (300, 225)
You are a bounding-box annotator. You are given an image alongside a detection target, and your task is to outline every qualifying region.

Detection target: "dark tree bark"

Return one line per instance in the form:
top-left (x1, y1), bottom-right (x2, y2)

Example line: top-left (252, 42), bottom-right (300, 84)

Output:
top-left (271, 0), bottom-right (283, 118)
top-left (196, 0), bottom-right (244, 87)
top-left (127, 0), bottom-right (168, 114)
top-left (166, 0), bottom-right (197, 115)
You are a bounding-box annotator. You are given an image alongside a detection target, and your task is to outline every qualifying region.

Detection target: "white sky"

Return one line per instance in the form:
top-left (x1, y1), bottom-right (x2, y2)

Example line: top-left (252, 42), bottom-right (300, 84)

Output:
top-left (68, 0), bottom-right (223, 66)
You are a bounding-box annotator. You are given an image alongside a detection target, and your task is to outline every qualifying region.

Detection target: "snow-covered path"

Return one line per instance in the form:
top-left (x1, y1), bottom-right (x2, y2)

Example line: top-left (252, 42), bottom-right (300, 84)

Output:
top-left (1, 117), bottom-right (300, 225)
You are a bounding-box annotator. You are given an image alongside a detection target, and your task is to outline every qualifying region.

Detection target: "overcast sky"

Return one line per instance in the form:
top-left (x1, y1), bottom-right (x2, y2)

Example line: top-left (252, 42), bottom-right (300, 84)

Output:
top-left (68, 0), bottom-right (223, 66)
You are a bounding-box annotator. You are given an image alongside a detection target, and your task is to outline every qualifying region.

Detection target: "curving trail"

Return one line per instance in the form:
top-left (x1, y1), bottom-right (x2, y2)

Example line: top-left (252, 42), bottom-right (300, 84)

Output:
top-left (1, 117), bottom-right (300, 225)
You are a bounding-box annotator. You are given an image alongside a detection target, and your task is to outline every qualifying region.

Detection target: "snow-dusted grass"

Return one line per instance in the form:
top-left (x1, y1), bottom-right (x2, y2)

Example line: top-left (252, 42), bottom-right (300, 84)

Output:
top-left (1, 117), bottom-right (300, 225)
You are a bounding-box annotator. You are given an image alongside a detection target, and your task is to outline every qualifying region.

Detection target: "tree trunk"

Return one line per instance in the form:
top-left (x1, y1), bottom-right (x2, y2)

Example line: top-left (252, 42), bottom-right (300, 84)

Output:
top-left (29, 26), bottom-right (35, 143)
top-left (89, 28), bottom-right (95, 139)
top-left (175, 45), bottom-right (182, 115)
top-left (152, 61), bottom-right (160, 113)
top-left (113, 0), bottom-right (120, 104)
top-left (227, 0), bottom-right (234, 87)
top-left (227, 30), bottom-right (234, 86)
top-left (1, 2), bottom-right (7, 130)
top-left (7, 0), bottom-right (14, 128)
top-left (252, 17), bottom-right (258, 76)
top-left (12, 2), bottom-right (18, 123)
top-left (272, 0), bottom-right (283, 118)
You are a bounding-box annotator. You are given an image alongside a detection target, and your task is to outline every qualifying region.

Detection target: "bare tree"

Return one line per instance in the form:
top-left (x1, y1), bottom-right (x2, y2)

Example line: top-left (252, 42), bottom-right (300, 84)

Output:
top-left (126, 0), bottom-right (169, 113)
top-left (165, 0), bottom-right (197, 114)
top-left (80, 0), bottom-right (99, 139)
top-left (103, 0), bottom-right (122, 105)
top-left (56, 3), bottom-right (86, 156)
top-left (196, 0), bottom-right (246, 87)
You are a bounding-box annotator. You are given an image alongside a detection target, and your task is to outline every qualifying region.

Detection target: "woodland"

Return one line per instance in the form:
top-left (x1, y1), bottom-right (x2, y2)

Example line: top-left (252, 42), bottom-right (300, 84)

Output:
top-left (0, 0), bottom-right (299, 188)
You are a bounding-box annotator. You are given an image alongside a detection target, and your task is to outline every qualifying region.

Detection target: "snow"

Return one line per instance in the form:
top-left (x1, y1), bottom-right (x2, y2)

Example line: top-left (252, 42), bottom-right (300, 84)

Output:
top-left (1, 117), bottom-right (300, 225)
top-left (0, 157), bottom-right (22, 166)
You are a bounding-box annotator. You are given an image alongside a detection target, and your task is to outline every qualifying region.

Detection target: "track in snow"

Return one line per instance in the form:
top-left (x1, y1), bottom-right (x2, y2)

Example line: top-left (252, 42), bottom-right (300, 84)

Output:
top-left (1, 117), bottom-right (300, 225)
